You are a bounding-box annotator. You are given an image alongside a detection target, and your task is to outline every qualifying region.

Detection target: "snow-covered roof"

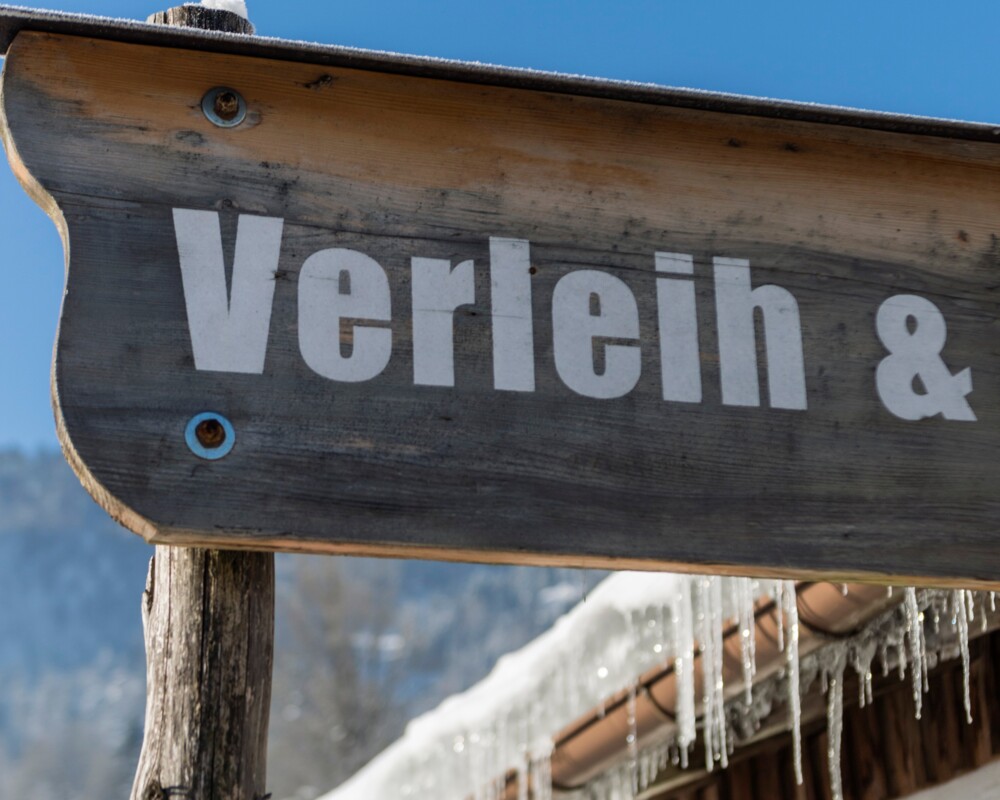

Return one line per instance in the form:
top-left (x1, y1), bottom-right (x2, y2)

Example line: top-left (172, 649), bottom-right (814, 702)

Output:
top-left (320, 573), bottom-right (988, 800)
top-left (320, 572), bottom-right (774, 800)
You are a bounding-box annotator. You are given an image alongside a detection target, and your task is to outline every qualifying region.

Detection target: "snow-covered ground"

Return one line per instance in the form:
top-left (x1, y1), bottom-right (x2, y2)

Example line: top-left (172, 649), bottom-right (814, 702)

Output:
top-left (904, 759), bottom-right (1000, 800)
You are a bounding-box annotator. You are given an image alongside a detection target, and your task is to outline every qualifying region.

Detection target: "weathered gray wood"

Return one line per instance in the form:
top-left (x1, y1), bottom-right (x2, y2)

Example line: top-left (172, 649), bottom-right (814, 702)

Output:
top-left (147, 4), bottom-right (254, 35)
top-left (130, 548), bottom-right (274, 800)
top-left (3, 31), bottom-right (1000, 586)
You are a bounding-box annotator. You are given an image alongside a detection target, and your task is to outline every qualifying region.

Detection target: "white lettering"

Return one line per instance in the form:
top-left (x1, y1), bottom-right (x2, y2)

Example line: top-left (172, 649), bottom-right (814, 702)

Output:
top-left (714, 257), bottom-right (807, 410)
top-left (174, 215), bottom-right (815, 413)
top-left (298, 248), bottom-right (392, 382)
top-left (490, 237), bottom-right (535, 392)
top-left (411, 257), bottom-right (475, 387)
top-left (656, 252), bottom-right (701, 403)
top-left (876, 294), bottom-right (975, 421)
top-left (173, 209), bottom-right (283, 374)
top-left (552, 270), bottom-right (641, 399)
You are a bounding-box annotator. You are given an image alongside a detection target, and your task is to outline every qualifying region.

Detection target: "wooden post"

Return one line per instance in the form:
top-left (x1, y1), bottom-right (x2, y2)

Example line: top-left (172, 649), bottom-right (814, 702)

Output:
top-left (131, 548), bottom-right (274, 800)
top-left (130, 9), bottom-right (272, 800)
top-left (147, 4), bottom-right (255, 34)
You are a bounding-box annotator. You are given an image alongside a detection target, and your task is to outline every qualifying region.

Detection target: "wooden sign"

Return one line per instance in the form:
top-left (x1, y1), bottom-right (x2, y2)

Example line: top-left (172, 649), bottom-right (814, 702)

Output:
top-left (2, 11), bottom-right (1000, 587)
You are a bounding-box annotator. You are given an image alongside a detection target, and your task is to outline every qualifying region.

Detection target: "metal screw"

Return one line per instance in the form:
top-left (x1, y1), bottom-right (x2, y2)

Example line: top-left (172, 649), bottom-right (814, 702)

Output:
top-left (202, 87), bottom-right (247, 128)
top-left (185, 412), bottom-right (236, 460)
top-left (196, 418), bottom-right (227, 448)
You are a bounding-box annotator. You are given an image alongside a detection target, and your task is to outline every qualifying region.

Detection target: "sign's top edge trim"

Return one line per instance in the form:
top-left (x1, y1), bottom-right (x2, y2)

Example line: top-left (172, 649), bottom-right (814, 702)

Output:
top-left (1, 4), bottom-right (999, 143)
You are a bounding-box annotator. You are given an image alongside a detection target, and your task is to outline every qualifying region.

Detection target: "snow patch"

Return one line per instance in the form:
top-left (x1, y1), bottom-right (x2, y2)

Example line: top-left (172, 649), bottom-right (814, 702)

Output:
top-left (902, 759), bottom-right (1000, 800)
top-left (197, 0), bottom-right (249, 19)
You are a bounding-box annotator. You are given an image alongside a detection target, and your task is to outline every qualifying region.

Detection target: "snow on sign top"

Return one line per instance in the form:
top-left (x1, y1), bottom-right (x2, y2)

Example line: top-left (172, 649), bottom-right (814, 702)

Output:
top-left (197, 0), bottom-right (248, 19)
top-left (3, 8), bottom-right (1000, 586)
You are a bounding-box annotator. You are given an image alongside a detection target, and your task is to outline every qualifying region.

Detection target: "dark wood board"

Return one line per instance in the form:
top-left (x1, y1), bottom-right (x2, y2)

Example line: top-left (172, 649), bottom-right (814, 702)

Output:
top-left (3, 31), bottom-right (1000, 586)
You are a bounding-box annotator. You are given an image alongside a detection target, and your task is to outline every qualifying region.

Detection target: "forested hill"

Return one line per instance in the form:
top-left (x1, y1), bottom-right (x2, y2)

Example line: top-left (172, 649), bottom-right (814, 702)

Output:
top-left (0, 449), bottom-right (604, 799)
top-left (0, 449), bottom-right (151, 673)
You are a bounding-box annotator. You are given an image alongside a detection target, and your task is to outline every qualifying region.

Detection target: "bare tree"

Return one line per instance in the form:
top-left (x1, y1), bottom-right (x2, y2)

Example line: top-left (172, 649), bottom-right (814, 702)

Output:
top-left (267, 557), bottom-right (409, 800)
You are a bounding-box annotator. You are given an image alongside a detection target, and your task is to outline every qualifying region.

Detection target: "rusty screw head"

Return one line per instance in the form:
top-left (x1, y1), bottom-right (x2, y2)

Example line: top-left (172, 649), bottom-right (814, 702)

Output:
top-left (186, 413), bottom-right (236, 460)
top-left (214, 91), bottom-right (240, 121)
top-left (195, 417), bottom-right (227, 449)
top-left (202, 87), bottom-right (246, 128)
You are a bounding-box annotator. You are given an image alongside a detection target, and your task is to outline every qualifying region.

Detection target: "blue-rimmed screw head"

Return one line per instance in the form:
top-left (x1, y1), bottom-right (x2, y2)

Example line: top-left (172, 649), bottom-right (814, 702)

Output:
top-left (185, 412), bottom-right (236, 460)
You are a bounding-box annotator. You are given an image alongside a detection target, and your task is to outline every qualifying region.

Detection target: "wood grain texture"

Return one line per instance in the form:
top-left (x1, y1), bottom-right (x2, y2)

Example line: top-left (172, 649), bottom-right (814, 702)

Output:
top-left (147, 5), bottom-right (254, 34)
top-left (130, 548), bottom-right (274, 800)
top-left (3, 31), bottom-right (1000, 585)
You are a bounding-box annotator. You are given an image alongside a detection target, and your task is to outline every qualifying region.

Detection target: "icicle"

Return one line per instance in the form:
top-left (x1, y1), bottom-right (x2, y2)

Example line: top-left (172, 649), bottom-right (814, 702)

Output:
top-left (712, 577), bottom-right (727, 769)
top-left (772, 580), bottom-right (785, 652)
top-left (825, 647), bottom-right (847, 800)
top-left (904, 588), bottom-right (924, 719)
top-left (954, 589), bottom-right (972, 724)
top-left (697, 576), bottom-right (727, 770)
top-left (655, 603), bottom-right (667, 657)
top-left (737, 577), bottom-right (757, 707)
top-left (626, 683), bottom-right (639, 795)
top-left (991, 591), bottom-right (996, 612)
top-left (711, 577), bottom-right (728, 769)
top-left (618, 761), bottom-right (635, 800)
top-left (638, 748), bottom-right (652, 792)
top-left (697, 577), bottom-right (715, 770)
top-left (886, 585), bottom-right (893, 597)
top-left (782, 580), bottom-right (803, 786)
top-left (840, 583), bottom-right (849, 596)
top-left (494, 724), bottom-right (505, 800)
top-left (851, 640), bottom-right (877, 709)
top-left (671, 576), bottom-right (696, 756)
top-left (897, 640), bottom-right (907, 681)
top-left (921, 614), bottom-right (930, 695)
top-left (532, 746), bottom-right (553, 800)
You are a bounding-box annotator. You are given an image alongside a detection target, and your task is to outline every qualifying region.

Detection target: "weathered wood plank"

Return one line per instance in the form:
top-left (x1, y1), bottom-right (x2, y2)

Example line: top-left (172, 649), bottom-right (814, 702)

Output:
top-left (990, 633), bottom-right (1000, 756)
top-left (846, 701), bottom-right (887, 800)
top-left (937, 667), bottom-right (966, 776)
top-left (750, 752), bottom-right (783, 799)
top-left (697, 784), bottom-right (721, 800)
top-left (785, 740), bottom-right (813, 800)
top-left (919, 666), bottom-right (956, 786)
top-left (967, 639), bottom-right (993, 767)
top-left (727, 759), bottom-right (754, 800)
top-left (810, 732), bottom-right (834, 800)
top-left (878, 686), bottom-right (925, 797)
top-left (3, 31), bottom-right (1000, 584)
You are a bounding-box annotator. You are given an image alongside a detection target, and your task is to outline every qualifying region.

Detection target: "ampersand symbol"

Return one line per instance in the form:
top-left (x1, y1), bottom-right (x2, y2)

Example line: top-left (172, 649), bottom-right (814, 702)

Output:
top-left (875, 294), bottom-right (976, 421)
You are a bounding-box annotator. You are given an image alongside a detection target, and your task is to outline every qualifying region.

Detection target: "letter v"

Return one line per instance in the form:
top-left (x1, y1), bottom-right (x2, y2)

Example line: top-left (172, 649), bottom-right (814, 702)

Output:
top-left (173, 209), bottom-right (284, 374)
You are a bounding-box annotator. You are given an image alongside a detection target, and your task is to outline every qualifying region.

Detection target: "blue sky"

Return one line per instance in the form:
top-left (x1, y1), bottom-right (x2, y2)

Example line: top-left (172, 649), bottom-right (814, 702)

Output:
top-left (1, 0), bottom-right (999, 450)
